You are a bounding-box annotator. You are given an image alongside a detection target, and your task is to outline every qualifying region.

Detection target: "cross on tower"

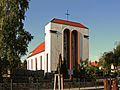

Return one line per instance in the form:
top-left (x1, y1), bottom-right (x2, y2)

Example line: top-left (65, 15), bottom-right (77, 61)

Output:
top-left (66, 9), bottom-right (70, 21)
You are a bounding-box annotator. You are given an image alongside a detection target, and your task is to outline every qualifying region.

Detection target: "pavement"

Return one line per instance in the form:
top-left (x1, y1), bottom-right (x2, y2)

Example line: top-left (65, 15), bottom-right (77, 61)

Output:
top-left (41, 86), bottom-right (104, 90)
top-left (41, 85), bottom-right (120, 90)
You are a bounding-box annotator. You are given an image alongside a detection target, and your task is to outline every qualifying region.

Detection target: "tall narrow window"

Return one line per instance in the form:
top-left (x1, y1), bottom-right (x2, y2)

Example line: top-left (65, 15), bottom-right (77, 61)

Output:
top-left (28, 60), bottom-right (29, 70)
top-left (31, 59), bottom-right (33, 70)
top-left (71, 30), bottom-right (78, 70)
top-left (40, 56), bottom-right (42, 70)
top-left (63, 29), bottom-right (70, 69)
top-left (35, 58), bottom-right (37, 70)
top-left (47, 53), bottom-right (48, 72)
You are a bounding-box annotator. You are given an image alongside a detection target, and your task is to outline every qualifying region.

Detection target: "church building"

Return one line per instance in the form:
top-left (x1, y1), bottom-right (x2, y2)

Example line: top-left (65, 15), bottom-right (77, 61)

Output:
top-left (27, 18), bottom-right (89, 73)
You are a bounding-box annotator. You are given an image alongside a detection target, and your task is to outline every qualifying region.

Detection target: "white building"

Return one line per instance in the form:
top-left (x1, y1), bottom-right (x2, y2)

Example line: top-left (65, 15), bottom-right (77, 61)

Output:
top-left (27, 18), bottom-right (89, 73)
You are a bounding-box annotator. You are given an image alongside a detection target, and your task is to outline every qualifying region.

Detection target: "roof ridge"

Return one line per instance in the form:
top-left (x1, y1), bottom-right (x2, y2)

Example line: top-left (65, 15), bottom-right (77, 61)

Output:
top-left (51, 18), bottom-right (88, 29)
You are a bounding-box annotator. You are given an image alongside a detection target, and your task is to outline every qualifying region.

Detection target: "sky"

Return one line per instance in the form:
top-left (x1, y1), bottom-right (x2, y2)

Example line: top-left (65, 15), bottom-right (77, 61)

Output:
top-left (22, 0), bottom-right (120, 62)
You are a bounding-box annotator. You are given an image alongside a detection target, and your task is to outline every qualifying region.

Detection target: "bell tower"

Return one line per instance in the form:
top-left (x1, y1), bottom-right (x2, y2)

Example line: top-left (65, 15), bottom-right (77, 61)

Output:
top-left (45, 18), bottom-right (89, 73)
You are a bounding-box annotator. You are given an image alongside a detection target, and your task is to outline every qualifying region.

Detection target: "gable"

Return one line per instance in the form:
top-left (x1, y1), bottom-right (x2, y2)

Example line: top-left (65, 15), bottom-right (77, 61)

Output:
top-left (51, 18), bottom-right (88, 29)
top-left (27, 42), bottom-right (45, 58)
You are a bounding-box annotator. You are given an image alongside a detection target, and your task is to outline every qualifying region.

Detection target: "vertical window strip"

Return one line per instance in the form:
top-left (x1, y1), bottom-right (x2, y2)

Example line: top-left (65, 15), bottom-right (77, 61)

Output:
top-left (31, 59), bottom-right (33, 70)
top-left (47, 53), bottom-right (48, 72)
top-left (40, 56), bottom-right (42, 70)
top-left (35, 58), bottom-right (37, 70)
top-left (28, 60), bottom-right (29, 70)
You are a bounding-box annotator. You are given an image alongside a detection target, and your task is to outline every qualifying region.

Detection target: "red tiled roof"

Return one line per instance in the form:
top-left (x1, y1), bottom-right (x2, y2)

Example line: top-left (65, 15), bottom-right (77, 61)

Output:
top-left (27, 42), bottom-right (45, 58)
top-left (89, 61), bottom-right (99, 67)
top-left (51, 18), bottom-right (88, 29)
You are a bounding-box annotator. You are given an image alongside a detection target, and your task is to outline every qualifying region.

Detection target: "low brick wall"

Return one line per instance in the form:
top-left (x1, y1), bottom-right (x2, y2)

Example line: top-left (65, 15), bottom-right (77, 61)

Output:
top-left (0, 82), bottom-right (54, 90)
top-left (0, 78), bottom-right (104, 90)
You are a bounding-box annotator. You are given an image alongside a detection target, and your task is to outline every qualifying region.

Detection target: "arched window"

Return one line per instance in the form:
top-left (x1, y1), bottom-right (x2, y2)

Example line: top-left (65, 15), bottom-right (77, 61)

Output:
top-left (71, 30), bottom-right (78, 70)
top-left (63, 29), bottom-right (70, 69)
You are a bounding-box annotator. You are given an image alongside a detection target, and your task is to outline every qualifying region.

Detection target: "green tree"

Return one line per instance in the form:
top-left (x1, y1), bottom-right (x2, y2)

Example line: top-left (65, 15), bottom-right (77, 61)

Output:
top-left (99, 52), bottom-right (113, 74)
top-left (99, 44), bottom-right (120, 75)
top-left (57, 54), bottom-right (68, 78)
top-left (0, 0), bottom-right (33, 75)
top-left (78, 59), bottom-right (93, 79)
top-left (20, 60), bottom-right (27, 70)
top-left (89, 65), bottom-right (99, 78)
top-left (79, 60), bottom-right (87, 79)
top-left (61, 58), bottom-right (68, 78)
top-left (113, 44), bottom-right (120, 72)
top-left (78, 59), bottom-right (100, 79)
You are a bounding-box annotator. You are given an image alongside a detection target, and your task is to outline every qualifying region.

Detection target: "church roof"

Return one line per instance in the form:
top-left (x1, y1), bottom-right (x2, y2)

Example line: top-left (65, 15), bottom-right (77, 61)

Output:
top-left (27, 42), bottom-right (45, 58)
top-left (51, 18), bottom-right (88, 29)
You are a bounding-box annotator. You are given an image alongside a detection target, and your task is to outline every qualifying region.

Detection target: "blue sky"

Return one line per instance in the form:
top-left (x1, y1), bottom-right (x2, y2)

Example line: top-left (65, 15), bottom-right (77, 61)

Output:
top-left (22, 0), bottom-right (120, 62)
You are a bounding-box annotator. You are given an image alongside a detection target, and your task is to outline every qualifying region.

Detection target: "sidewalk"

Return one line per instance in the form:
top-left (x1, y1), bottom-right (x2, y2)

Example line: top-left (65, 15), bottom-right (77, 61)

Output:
top-left (79, 86), bottom-right (104, 90)
top-left (41, 85), bottom-right (120, 90)
top-left (41, 86), bottom-right (104, 90)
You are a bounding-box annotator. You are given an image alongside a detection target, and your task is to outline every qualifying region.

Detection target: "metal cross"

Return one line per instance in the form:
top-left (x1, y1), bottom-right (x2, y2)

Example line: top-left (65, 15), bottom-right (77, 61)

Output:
top-left (66, 9), bottom-right (70, 21)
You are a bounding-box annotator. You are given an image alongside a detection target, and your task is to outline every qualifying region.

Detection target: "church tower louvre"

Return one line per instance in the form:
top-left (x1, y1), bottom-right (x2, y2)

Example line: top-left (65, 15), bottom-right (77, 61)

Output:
top-left (27, 18), bottom-right (89, 74)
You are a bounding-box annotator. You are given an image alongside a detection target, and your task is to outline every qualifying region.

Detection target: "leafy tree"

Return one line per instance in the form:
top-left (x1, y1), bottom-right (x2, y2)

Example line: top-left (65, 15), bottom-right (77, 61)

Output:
top-left (77, 59), bottom-right (100, 79)
top-left (99, 52), bottom-right (113, 74)
top-left (77, 59), bottom-right (94, 79)
top-left (61, 58), bottom-right (68, 78)
top-left (78, 60), bottom-right (88, 79)
top-left (56, 54), bottom-right (68, 78)
top-left (0, 0), bottom-right (33, 75)
top-left (99, 44), bottom-right (120, 75)
top-left (89, 65), bottom-right (99, 78)
top-left (113, 44), bottom-right (120, 71)
top-left (20, 60), bottom-right (27, 70)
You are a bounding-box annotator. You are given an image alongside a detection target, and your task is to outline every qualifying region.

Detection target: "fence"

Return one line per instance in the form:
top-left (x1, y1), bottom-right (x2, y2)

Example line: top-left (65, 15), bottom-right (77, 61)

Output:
top-left (0, 77), bottom-right (105, 90)
top-left (1, 69), bottom-right (120, 90)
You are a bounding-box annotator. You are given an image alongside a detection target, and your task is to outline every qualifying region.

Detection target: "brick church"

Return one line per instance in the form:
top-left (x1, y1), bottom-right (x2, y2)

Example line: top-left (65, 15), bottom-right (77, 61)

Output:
top-left (27, 18), bottom-right (89, 73)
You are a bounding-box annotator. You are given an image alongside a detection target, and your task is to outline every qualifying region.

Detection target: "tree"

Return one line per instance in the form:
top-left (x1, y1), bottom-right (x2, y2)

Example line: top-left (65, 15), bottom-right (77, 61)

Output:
top-left (99, 44), bottom-right (120, 75)
top-left (99, 52), bottom-right (113, 74)
top-left (20, 60), bottom-right (27, 70)
top-left (89, 65), bottom-right (99, 78)
top-left (78, 59), bottom-right (95, 79)
top-left (56, 54), bottom-right (68, 78)
top-left (77, 59), bottom-right (100, 79)
top-left (113, 44), bottom-right (120, 72)
top-left (0, 0), bottom-right (33, 75)
top-left (61, 58), bottom-right (68, 78)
